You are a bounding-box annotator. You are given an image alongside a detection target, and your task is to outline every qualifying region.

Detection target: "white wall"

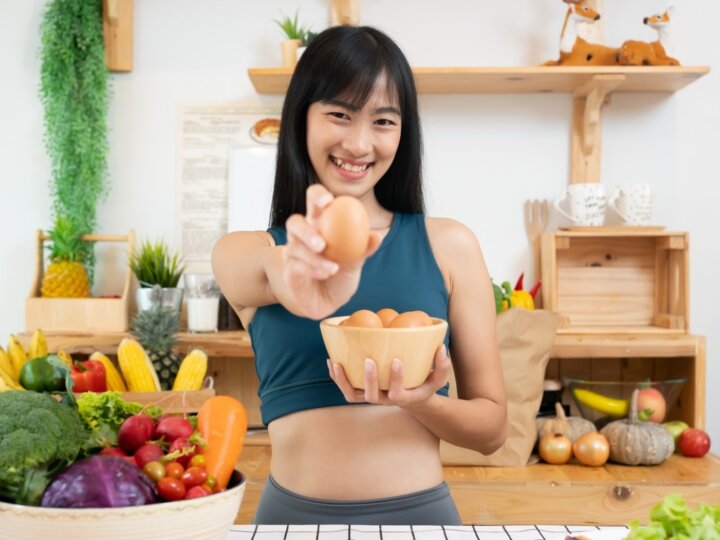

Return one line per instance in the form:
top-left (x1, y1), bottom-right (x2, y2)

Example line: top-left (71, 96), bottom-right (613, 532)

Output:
top-left (1, 1), bottom-right (717, 445)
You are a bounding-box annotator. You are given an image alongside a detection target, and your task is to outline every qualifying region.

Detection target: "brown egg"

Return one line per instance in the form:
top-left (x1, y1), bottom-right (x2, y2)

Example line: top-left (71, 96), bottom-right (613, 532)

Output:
top-left (387, 310), bottom-right (433, 328)
top-left (341, 309), bottom-right (384, 328)
top-left (318, 196), bottom-right (370, 266)
top-left (376, 308), bottom-right (399, 327)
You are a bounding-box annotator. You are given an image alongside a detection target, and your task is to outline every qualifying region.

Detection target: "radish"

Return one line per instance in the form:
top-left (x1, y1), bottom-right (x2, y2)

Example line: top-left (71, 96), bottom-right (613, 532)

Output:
top-left (118, 414), bottom-right (155, 455)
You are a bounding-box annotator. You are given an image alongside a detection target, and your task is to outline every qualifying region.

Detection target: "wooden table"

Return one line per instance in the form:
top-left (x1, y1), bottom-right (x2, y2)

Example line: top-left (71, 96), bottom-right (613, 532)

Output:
top-left (225, 524), bottom-right (630, 540)
top-left (238, 435), bottom-right (720, 527)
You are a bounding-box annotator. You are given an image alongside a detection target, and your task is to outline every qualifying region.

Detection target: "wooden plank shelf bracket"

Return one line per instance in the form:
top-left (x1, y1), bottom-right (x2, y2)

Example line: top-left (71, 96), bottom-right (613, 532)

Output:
top-left (103, 0), bottom-right (133, 72)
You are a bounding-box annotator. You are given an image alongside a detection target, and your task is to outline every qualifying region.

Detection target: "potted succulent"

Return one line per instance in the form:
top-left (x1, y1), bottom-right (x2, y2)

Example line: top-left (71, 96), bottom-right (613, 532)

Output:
top-left (273, 10), bottom-right (311, 68)
top-left (129, 239), bottom-right (186, 314)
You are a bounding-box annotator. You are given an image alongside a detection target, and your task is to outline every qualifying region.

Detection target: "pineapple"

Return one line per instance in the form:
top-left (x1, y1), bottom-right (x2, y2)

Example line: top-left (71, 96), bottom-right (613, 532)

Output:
top-left (131, 307), bottom-right (181, 390)
top-left (41, 216), bottom-right (91, 298)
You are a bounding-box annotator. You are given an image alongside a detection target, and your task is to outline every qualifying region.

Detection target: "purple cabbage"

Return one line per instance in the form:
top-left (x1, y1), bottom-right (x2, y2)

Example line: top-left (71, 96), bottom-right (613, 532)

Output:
top-left (41, 456), bottom-right (157, 508)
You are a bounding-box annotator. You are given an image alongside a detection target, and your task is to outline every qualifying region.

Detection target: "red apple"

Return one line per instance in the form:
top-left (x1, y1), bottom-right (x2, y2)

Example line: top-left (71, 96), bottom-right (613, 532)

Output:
top-left (636, 388), bottom-right (666, 423)
top-left (678, 428), bottom-right (711, 458)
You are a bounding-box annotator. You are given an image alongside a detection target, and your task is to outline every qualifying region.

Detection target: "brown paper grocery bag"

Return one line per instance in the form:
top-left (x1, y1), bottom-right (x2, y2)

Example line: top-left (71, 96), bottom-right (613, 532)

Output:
top-left (440, 308), bottom-right (559, 466)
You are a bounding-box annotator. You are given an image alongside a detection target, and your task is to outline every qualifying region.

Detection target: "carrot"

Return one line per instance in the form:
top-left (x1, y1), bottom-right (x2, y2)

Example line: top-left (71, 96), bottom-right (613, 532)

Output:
top-left (197, 396), bottom-right (248, 490)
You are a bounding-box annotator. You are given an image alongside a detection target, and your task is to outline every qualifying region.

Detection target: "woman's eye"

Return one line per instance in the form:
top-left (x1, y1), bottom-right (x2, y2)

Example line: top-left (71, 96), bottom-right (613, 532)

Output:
top-left (328, 112), bottom-right (349, 120)
top-left (375, 118), bottom-right (397, 127)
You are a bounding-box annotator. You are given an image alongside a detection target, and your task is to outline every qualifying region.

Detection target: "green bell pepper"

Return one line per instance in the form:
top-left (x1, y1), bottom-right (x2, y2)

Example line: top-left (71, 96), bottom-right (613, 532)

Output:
top-left (19, 355), bottom-right (67, 392)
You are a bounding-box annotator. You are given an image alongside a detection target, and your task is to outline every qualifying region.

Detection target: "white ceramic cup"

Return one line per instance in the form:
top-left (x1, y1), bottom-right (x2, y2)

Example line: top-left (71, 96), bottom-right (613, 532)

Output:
top-left (554, 183), bottom-right (607, 226)
top-left (609, 183), bottom-right (653, 226)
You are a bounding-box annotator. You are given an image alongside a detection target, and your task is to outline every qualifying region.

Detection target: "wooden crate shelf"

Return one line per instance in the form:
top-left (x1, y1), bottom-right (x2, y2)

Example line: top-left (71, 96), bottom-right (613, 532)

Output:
top-left (541, 229), bottom-right (690, 335)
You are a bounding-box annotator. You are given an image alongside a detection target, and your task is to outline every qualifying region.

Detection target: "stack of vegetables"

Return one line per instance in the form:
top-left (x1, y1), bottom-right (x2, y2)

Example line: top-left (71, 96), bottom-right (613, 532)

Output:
top-left (0, 329), bottom-right (208, 395)
top-left (0, 389), bottom-right (247, 508)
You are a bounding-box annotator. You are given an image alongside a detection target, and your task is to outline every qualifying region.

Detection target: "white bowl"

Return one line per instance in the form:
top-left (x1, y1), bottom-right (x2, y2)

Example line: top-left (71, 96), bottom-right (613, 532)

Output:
top-left (0, 471), bottom-right (245, 540)
top-left (320, 315), bottom-right (448, 390)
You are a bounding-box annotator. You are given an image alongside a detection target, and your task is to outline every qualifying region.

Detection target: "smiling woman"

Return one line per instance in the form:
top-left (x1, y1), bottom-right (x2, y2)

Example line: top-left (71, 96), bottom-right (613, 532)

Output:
top-left (211, 25), bottom-right (507, 525)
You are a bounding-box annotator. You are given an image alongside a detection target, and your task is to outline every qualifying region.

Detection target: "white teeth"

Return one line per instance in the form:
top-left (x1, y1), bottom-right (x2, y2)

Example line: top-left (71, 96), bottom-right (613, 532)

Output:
top-left (332, 157), bottom-right (369, 173)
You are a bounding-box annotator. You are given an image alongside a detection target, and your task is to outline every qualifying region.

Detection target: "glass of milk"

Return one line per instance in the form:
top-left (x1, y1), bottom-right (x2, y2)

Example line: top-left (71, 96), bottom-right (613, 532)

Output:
top-left (184, 273), bottom-right (221, 333)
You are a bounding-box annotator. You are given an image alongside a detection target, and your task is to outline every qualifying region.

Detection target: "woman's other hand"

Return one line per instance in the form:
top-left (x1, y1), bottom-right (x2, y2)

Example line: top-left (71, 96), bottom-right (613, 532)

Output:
top-left (327, 344), bottom-right (451, 409)
top-left (283, 184), bottom-right (380, 319)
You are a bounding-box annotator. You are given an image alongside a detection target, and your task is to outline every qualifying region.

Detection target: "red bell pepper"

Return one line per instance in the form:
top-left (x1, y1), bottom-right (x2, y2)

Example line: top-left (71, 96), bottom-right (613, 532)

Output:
top-left (514, 272), bottom-right (525, 291)
top-left (71, 360), bottom-right (107, 393)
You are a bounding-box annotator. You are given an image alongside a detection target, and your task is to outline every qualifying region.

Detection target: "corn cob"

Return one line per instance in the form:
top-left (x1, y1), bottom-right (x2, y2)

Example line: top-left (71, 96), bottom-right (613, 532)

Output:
top-left (90, 351), bottom-right (127, 392)
top-left (29, 328), bottom-right (48, 359)
top-left (0, 346), bottom-right (17, 382)
top-left (7, 336), bottom-right (28, 375)
top-left (172, 349), bottom-right (208, 391)
top-left (117, 338), bottom-right (160, 392)
top-left (0, 367), bottom-right (24, 391)
top-left (57, 349), bottom-right (74, 369)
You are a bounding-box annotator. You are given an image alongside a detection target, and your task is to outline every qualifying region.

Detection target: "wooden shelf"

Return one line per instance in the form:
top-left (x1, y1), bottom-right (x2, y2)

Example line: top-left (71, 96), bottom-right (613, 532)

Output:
top-left (235, 443), bottom-right (720, 525)
top-left (248, 65), bottom-right (709, 95)
top-left (21, 330), bottom-right (701, 360)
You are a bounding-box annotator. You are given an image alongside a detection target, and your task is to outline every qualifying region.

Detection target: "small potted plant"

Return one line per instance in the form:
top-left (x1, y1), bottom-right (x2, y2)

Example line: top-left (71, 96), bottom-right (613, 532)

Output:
top-left (273, 10), bottom-right (310, 68)
top-left (297, 30), bottom-right (318, 61)
top-left (129, 239), bottom-right (186, 314)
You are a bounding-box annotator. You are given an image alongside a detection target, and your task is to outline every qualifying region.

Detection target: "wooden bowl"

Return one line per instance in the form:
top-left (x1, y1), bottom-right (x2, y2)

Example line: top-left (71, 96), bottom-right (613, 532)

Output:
top-left (0, 471), bottom-right (245, 540)
top-left (320, 316), bottom-right (448, 390)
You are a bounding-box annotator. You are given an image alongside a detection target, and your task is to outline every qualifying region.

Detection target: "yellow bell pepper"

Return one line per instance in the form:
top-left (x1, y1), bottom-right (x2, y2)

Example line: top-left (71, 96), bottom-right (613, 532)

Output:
top-left (509, 289), bottom-right (534, 310)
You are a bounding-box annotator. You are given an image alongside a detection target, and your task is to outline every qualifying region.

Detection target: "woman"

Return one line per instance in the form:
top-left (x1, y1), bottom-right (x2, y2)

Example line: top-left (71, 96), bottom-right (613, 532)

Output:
top-left (212, 25), bottom-right (507, 525)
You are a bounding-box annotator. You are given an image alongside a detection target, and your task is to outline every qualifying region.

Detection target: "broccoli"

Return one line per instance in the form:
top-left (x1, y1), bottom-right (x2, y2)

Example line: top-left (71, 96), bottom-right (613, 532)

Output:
top-left (0, 391), bottom-right (92, 506)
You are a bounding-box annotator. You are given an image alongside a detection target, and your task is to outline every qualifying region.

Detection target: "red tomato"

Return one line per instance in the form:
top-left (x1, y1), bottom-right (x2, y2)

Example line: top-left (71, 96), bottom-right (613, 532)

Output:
top-left (165, 462), bottom-right (184, 479)
top-left (185, 485), bottom-right (211, 499)
top-left (134, 443), bottom-right (164, 469)
top-left (181, 466), bottom-right (208, 488)
top-left (157, 477), bottom-right (186, 501)
top-left (679, 428), bottom-right (711, 458)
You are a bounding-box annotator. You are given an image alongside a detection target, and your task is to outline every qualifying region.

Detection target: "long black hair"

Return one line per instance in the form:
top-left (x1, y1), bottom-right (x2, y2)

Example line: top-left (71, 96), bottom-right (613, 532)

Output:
top-left (270, 25), bottom-right (424, 227)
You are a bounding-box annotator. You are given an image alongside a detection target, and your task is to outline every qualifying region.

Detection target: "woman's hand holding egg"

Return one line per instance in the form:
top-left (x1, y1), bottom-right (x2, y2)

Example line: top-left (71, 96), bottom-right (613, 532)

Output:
top-left (282, 185), bottom-right (380, 320)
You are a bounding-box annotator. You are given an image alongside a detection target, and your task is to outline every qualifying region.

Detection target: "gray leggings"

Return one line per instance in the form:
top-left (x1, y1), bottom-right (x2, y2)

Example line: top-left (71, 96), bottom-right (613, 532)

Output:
top-left (253, 476), bottom-right (461, 525)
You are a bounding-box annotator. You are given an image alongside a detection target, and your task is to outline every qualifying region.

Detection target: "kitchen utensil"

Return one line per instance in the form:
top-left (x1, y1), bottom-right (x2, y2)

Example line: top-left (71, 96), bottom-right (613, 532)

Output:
top-left (523, 199), bottom-right (549, 306)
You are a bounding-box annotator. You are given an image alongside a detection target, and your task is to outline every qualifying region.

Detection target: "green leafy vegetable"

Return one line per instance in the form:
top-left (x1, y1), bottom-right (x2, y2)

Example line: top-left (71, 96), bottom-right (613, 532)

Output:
top-left (627, 494), bottom-right (720, 539)
top-left (76, 391), bottom-right (162, 447)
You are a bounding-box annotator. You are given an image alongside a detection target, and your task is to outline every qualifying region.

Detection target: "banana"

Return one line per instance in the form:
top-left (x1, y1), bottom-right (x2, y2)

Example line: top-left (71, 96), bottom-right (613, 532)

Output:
top-left (0, 367), bottom-right (23, 391)
top-left (29, 328), bottom-right (48, 359)
top-left (57, 350), bottom-right (74, 368)
top-left (7, 335), bottom-right (28, 376)
top-left (0, 346), bottom-right (17, 382)
top-left (573, 388), bottom-right (628, 417)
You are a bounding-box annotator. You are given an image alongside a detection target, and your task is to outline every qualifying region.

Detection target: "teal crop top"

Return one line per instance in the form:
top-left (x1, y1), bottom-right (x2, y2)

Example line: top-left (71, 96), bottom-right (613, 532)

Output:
top-left (248, 212), bottom-right (450, 425)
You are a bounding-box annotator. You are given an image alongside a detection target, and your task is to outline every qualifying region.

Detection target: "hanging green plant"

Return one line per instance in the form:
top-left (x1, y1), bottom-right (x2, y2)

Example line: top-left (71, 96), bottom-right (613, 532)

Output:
top-left (39, 0), bottom-right (110, 278)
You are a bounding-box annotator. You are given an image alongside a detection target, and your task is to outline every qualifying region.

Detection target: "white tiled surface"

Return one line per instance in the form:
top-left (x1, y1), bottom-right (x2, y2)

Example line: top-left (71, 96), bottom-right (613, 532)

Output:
top-left (225, 524), bottom-right (629, 540)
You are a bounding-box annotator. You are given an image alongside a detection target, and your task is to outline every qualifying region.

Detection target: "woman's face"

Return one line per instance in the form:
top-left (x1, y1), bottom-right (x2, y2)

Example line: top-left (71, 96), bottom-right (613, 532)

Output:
top-left (306, 81), bottom-right (402, 198)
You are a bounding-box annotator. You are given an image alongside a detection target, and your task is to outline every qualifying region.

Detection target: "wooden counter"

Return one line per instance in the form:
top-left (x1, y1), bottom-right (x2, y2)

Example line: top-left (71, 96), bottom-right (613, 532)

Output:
top-left (238, 433), bottom-right (720, 526)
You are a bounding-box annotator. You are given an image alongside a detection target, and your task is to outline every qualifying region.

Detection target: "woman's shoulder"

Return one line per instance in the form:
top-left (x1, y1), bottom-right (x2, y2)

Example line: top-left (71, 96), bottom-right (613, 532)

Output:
top-left (424, 216), bottom-right (481, 253)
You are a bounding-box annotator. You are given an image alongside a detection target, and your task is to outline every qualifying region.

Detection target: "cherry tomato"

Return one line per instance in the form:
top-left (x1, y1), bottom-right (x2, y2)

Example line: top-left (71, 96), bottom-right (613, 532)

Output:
top-left (573, 432), bottom-right (610, 467)
top-left (189, 454), bottom-right (206, 468)
top-left (143, 461), bottom-right (166, 483)
top-left (165, 462), bottom-right (184, 480)
top-left (157, 477), bottom-right (186, 501)
top-left (205, 475), bottom-right (217, 492)
top-left (181, 466), bottom-right (208, 488)
top-left (185, 485), bottom-right (211, 499)
top-left (538, 433), bottom-right (573, 465)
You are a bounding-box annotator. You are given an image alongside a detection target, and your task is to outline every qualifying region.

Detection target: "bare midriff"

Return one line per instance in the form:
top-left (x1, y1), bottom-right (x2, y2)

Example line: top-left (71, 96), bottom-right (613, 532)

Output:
top-left (267, 404), bottom-right (444, 500)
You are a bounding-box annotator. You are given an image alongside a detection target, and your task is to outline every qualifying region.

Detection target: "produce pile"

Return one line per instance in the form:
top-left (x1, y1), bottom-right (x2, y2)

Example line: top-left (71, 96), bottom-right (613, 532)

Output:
top-left (0, 328), bottom-right (208, 394)
top-left (0, 339), bottom-right (247, 508)
top-left (492, 273), bottom-right (541, 313)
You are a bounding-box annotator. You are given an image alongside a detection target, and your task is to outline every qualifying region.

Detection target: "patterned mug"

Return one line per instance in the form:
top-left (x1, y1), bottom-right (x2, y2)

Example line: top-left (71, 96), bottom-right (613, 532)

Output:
top-left (609, 184), bottom-right (652, 226)
top-left (554, 183), bottom-right (607, 226)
